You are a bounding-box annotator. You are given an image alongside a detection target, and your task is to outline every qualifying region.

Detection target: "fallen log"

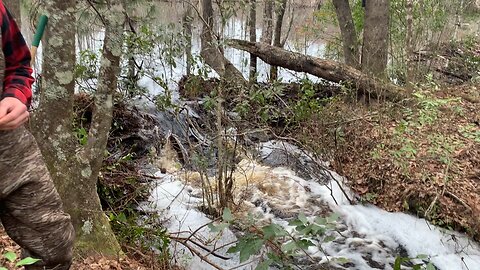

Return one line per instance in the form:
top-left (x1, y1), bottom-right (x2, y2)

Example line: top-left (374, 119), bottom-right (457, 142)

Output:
top-left (227, 39), bottom-right (406, 101)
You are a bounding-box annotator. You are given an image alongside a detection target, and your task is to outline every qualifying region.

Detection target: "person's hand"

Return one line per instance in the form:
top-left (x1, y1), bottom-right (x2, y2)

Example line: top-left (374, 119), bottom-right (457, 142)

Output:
top-left (0, 97), bottom-right (29, 130)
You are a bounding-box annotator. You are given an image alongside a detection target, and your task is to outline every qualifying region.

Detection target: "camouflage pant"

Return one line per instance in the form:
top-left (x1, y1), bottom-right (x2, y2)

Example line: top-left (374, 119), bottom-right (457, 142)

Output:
top-left (0, 126), bottom-right (75, 270)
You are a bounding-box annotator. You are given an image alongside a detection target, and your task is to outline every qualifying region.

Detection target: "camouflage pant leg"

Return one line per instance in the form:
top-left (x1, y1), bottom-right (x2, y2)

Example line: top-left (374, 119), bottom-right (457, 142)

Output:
top-left (0, 126), bottom-right (75, 270)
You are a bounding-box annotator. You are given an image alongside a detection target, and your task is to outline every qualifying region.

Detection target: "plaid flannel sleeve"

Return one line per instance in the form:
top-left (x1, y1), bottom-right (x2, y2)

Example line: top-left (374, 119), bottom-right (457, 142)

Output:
top-left (0, 3), bottom-right (34, 107)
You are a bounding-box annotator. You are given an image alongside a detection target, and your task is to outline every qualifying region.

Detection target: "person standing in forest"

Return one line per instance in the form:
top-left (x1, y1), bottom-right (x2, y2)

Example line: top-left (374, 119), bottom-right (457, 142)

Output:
top-left (0, 1), bottom-right (75, 270)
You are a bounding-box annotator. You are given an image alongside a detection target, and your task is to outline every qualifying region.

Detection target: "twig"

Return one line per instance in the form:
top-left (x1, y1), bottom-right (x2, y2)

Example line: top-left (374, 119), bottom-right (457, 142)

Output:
top-left (445, 191), bottom-right (472, 212)
top-left (172, 239), bottom-right (225, 270)
top-left (172, 236), bottom-right (231, 260)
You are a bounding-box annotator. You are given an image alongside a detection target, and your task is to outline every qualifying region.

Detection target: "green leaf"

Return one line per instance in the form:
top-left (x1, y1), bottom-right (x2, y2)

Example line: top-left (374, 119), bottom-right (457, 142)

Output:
top-left (327, 213), bottom-right (340, 223)
top-left (394, 257), bottom-right (408, 270)
top-left (323, 235), bottom-right (336, 243)
top-left (281, 240), bottom-right (298, 253)
top-left (16, 257), bottom-right (41, 266)
top-left (262, 224), bottom-right (288, 240)
top-left (314, 217), bottom-right (327, 225)
top-left (288, 219), bottom-right (304, 226)
top-left (297, 224), bottom-right (314, 235)
top-left (227, 245), bottom-right (239, 254)
top-left (255, 259), bottom-right (273, 270)
top-left (310, 224), bottom-right (326, 236)
top-left (117, 212), bottom-right (127, 223)
top-left (297, 239), bottom-right (315, 250)
top-left (415, 254), bottom-right (428, 259)
top-left (334, 257), bottom-right (350, 264)
top-left (3, 251), bottom-right (17, 263)
top-left (0, 267), bottom-right (8, 270)
top-left (208, 222), bottom-right (230, 233)
top-left (426, 263), bottom-right (436, 270)
top-left (222, 208), bottom-right (234, 222)
top-left (298, 213), bottom-right (308, 224)
top-left (239, 238), bottom-right (264, 263)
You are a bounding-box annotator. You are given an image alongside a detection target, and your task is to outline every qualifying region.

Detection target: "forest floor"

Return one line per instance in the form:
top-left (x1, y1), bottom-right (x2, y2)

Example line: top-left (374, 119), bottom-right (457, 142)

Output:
top-left (0, 228), bottom-right (183, 269)
top-left (0, 229), bottom-right (142, 269)
top-left (296, 81), bottom-right (480, 239)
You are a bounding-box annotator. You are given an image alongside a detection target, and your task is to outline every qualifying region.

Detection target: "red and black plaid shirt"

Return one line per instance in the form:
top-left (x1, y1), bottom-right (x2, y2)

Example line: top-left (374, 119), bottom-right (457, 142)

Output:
top-left (0, 2), bottom-right (33, 107)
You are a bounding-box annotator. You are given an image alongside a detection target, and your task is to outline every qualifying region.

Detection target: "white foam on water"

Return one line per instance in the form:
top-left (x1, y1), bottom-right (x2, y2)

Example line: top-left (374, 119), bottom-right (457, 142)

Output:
top-left (146, 146), bottom-right (480, 270)
top-left (148, 173), bottom-right (255, 270)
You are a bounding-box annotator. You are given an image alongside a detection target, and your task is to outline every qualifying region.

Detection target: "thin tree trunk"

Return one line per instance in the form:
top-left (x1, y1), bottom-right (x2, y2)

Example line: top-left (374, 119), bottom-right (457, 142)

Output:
top-left (200, 0), bottom-right (245, 82)
top-left (332, 0), bottom-right (359, 68)
top-left (261, 0), bottom-right (274, 44)
top-left (270, 0), bottom-right (287, 81)
top-left (249, 0), bottom-right (257, 82)
top-left (406, 0), bottom-right (414, 85)
top-left (362, 0), bottom-right (390, 78)
top-left (3, 0), bottom-right (21, 28)
top-left (183, 1), bottom-right (195, 77)
top-left (229, 39), bottom-right (405, 101)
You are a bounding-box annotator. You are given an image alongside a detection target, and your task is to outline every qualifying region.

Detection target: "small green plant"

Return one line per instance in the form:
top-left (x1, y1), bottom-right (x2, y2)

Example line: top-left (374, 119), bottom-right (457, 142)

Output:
top-left (412, 91), bottom-right (458, 126)
top-left (459, 124), bottom-right (480, 143)
top-left (293, 79), bottom-right (322, 122)
top-left (394, 254), bottom-right (435, 270)
top-left (74, 127), bottom-right (88, 146)
top-left (1, 251), bottom-right (41, 269)
top-left (210, 209), bottom-right (345, 269)
top-left (75, 49), bottom-right (100, 93)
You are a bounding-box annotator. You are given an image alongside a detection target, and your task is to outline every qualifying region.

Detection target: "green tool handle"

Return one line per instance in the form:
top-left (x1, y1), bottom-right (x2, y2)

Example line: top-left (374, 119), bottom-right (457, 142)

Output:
top-left (30, 15), bottom-right (48, 66)
top-left (32, 15), bottom-right (48, 48)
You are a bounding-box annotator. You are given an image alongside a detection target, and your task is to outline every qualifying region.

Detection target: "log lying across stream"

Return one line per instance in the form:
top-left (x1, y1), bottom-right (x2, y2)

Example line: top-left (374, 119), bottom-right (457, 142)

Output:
top-left (227, 39), bottom-right (406, 101)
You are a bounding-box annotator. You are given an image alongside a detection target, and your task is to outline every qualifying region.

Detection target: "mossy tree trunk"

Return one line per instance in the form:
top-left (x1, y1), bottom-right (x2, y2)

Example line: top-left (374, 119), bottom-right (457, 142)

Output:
top-left (30, 0), bottom-right (123, 256)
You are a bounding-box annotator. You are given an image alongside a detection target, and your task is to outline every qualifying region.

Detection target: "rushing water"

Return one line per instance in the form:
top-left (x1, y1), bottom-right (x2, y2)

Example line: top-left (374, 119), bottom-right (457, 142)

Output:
top-left (129, 99), bottom-right (480, 270)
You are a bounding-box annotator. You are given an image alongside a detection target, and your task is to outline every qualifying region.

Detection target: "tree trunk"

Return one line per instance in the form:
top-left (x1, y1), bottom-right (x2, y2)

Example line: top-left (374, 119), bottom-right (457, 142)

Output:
top-left (261, 0), bottom-right (274, 44)
top-left (3, 0), bottom-right (21, 28)
top-left (332, 0), bottom-right (359, 69)
top-left (200, 0), bottom-right (245, 82)
top-left (249, 0), bottom-right (257, 82)
top-left (31, 0), bottom-right (121, 256)
top-left (362, 0), bottom-right (390, 78)
top-left (229, 39), bottom-right (405, 101)
top-left (183, 1), bottom-right (195, 77)
top-left (270, 0), bottom-right (287, 81)
top-left (405, 0), bottom-right (414, 85)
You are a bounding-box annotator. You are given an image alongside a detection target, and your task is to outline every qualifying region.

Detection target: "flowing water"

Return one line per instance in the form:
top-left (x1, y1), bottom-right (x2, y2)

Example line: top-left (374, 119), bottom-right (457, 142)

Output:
top-left (131, 99), bottom-right (480, 270)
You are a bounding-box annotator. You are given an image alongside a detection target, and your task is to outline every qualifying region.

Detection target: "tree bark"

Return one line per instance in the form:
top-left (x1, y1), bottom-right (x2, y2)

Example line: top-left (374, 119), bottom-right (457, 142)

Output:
top-left (200, 0), bottom-right (245, 82)
top-left (406, 0), bottom-right (414, 85)
top-left (362, 0), bottom-right (390, 78)
top-left (31, 0), bottom-right (121, 256)
top-left (183, 1), bottom-right (195, 77)
top-left (228, 39), bottom-right (405, 101)
top-left (270, 0), bottom-right (287, 81)
top-left (261, 0), bottom-right (274, 45)
top-left (332, 0), bottom-right (359, 69)
top-left (249, 0), bottom-right (257, 82)
top-left (3, 0), bottom-right (21, 28)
